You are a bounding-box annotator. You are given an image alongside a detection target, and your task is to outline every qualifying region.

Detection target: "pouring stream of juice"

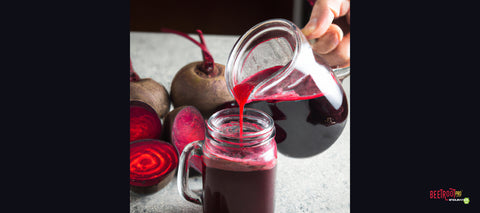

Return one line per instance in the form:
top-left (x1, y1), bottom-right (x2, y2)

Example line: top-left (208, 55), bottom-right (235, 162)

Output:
top-left (232, 66), bottom-right (280, 136)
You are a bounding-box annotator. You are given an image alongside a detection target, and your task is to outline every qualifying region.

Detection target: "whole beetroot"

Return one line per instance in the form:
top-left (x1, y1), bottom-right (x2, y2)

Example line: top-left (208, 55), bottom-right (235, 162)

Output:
top-left (162, 29), bottom-right (234, 118)
top-left (130, 59), bottom-right (170, 118)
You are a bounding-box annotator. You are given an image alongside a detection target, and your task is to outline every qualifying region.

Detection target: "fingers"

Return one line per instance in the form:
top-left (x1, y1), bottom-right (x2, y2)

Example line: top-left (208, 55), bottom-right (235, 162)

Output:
top-left (314, 33), bottom-right (350, 67)
top-left (311, 24), bottom-right (343, 54)
top-left (302, 0), bottom-right (350, 67)
top-left (302, 0), bottom-right (350, 40)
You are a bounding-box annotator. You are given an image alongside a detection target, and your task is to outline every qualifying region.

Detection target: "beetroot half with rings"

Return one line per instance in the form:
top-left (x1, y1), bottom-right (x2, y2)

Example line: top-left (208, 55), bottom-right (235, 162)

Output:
top-left (130, 139), bottom-right (179, 194)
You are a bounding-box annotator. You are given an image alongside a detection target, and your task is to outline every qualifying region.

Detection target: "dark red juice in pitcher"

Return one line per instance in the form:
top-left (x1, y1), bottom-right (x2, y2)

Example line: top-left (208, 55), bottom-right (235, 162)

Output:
top-left (225, 66), bottom-right (348, 158)
top-left (248, 94), bottom-right (348, 157)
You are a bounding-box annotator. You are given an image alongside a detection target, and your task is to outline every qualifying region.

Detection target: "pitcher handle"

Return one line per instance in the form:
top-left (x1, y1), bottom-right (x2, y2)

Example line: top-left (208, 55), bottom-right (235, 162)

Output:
top-left (177, 140), bottom-right (203, 205)
top-left (332, 66), bottom-right (350, 81)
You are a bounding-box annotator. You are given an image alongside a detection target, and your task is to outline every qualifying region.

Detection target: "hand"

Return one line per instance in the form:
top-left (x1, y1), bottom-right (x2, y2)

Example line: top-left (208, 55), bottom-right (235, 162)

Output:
top-left (302, 0), bottom-right (350, 67)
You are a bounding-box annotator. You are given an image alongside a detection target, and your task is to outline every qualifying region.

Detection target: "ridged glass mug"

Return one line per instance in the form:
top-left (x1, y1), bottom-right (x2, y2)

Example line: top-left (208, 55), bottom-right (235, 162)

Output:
top-left (178, 107), bottom-right (277, 213)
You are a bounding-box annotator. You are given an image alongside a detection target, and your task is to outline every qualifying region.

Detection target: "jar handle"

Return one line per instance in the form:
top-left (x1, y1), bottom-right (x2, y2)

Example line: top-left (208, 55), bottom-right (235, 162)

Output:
top-left (177, 140), bottom-right (203, 205)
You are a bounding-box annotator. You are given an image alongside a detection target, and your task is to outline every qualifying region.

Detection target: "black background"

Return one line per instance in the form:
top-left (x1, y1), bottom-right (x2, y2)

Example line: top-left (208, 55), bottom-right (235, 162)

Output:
top-left (2, 0), bottom-right (478, 212)
top-left (130, 0), bottom-right (294, 35)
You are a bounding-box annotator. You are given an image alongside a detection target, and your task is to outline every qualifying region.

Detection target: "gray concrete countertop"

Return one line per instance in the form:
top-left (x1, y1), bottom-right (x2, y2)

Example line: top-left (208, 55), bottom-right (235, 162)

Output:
top-left (130, 31), bottom-right (350, 213)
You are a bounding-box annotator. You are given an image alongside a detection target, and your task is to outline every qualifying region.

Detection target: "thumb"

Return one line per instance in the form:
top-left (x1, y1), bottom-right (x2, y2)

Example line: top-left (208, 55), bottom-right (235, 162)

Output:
top-left (302, 0), bottom-right (350, 40)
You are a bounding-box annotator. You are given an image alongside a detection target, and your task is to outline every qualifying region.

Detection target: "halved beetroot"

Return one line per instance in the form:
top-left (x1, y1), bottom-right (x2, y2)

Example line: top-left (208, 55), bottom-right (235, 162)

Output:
top-left (130, 100), bottom-right (163, 142)
top-left (171, 106), bottom-right (205, 173)
top-left (130, 139), bottom-right (178, 194)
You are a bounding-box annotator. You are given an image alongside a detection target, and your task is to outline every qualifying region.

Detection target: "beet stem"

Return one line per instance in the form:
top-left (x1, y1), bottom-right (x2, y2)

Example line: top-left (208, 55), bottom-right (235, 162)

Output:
top-left (196, 30), bottom-right (215, 73)
top-left (130, 58), bottom-right (140, 82)
top-left (161, 28), bottom-right (216, 75)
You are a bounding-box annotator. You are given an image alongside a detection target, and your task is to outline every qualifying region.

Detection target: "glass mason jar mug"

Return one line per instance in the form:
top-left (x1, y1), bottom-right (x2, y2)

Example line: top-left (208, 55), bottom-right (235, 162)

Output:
top-left (178, 108), bottom-right (277, 213)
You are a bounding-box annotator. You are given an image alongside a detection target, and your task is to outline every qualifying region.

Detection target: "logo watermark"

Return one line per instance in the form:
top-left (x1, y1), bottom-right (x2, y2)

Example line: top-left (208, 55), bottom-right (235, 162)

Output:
top-left (429, 188), bottom-right (470, 204)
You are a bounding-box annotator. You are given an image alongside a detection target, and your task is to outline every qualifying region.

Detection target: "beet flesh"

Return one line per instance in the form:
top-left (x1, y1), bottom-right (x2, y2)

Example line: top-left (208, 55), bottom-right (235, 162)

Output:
top-left (171, 106), bottom-right (205, 173)
top-left (162, 106), bottom-right (185, 143)
top-left (130, 100), bottom-right (162, 142)
top-left (130, 139), bottom-right (178, 194)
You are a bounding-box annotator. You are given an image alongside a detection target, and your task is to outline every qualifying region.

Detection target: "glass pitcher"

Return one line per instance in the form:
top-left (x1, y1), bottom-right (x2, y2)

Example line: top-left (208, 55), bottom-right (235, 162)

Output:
top-left (224, 18), bottom-right (349, 158)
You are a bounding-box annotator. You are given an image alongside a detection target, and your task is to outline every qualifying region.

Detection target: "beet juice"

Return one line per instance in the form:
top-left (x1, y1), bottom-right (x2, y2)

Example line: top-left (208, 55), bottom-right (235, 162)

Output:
top-left (202, 156), bottom-right (276, 213)
top-left (177, 108), bottom-right (277, 213)
top-left (228, 65), bottom-right (348, 158)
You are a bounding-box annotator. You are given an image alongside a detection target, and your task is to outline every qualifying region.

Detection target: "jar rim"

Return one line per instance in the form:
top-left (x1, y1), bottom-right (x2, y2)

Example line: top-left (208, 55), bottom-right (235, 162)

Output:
top-left (207, 107), bottom-right (275, 147)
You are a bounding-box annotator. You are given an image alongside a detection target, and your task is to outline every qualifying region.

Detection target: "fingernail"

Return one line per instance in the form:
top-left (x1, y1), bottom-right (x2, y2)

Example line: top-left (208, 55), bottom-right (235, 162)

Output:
top-left (302, 18), bottom-right (317, 37)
